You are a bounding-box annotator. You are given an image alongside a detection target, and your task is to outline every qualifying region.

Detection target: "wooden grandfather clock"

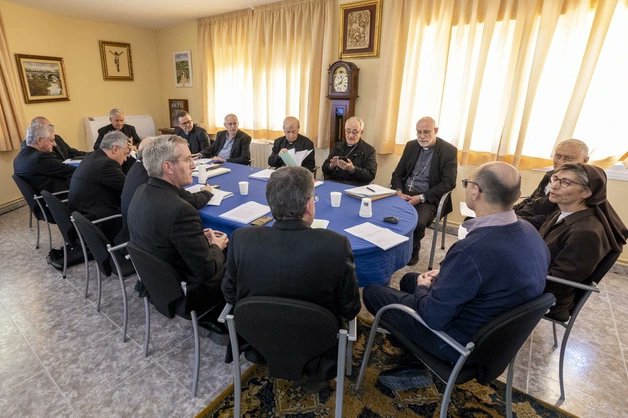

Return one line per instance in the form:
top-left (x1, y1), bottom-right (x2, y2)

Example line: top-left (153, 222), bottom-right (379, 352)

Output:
top-left (327, 60), bottom-right (359, 149)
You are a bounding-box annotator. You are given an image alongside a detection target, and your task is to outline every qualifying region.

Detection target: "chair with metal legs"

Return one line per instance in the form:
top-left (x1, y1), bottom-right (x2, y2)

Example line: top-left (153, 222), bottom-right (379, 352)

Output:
top-left (40, 190), bottom-right (75, 278)
top-left (427, 190), bottom-right (452, 270)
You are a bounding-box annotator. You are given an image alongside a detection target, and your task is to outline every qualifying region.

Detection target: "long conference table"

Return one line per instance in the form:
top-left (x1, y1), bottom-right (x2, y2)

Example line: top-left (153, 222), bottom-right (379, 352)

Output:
top-left (196, 163), bottom-right (417, 287)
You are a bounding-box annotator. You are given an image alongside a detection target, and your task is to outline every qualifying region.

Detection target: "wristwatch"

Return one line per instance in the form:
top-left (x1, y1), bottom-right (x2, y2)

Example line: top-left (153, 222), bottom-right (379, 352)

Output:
top-left (419, 194), bottom-right (426, 203)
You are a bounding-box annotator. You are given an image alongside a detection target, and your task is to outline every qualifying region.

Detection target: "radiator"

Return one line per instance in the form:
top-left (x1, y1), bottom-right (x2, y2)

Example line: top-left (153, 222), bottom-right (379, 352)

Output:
top-left (250, 140), bottom-right (273, 168)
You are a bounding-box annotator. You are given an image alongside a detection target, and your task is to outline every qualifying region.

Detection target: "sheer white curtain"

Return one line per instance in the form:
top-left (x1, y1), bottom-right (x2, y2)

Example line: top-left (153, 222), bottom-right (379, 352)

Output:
top-left (0, 11), bottom-right (25, 151)
top-left (198, 0), bottom-right (333, 146)
top-left (375, 0), bottom-right (626, 167)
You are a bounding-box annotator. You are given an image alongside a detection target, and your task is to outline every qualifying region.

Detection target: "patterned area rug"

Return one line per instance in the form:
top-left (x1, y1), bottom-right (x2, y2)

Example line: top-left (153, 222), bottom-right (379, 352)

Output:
top-left (196, 322), bottom-right (577, 418)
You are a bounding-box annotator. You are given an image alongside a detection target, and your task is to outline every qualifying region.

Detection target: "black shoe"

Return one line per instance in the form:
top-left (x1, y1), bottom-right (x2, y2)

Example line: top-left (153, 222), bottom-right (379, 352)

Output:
top-left (199, 320), bottom-right (228, 335)
top-left (407, 254), bottom-right (419, 266)
top-left (377, 363), bottom-right (432, 391)
top-left (296, 378), bottom-right (329, 394)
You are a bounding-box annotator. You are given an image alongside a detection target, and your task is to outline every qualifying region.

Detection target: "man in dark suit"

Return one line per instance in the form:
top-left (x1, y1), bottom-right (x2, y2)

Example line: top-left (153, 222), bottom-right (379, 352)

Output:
top-left (69, 131), bottom-right (129, 241)
top-left (93, 108), bottom-right (142, 150)
top-left (514, 139), bottom-right (589, 229)
top-left (391, 116), bottom-right (458, 265)
top-left (31, 116), bottom-right (88, 161)
top-left (13, 123), bottom-right (75, 194)
top-left (268, 116), bottom-right (315, 171)
top-left (208, 114), bottom-right (252, 165)
top-left (175, 111), bottom-right (212, 157)
top-left (222, 166), bottom-right (361, 391)
top-left (128, 135), bottom-right (228, 331)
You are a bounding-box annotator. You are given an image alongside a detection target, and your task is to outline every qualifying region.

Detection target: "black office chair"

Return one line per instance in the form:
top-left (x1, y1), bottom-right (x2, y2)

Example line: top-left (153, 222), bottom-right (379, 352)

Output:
top-left (357, 293), bottom-right (556, 418)
top-left (71, 212), bottom-right (135, 341)
top-left (427, 190), bottom-right (452, 270)
top-left (40, 190), bottom-right (77, 278)
top-left (218, 297), bottom-right (357, 418)
top-left (126, 241), bottom-right (217, 397)
top-left (542, 250), bottom-right (620, 401)
top-left (11, 174), bottom-right (60, 251)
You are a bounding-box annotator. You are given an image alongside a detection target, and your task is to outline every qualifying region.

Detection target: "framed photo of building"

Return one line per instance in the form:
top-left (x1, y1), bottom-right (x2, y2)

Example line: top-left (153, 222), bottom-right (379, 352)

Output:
top-left (169, 99), bottom-right (189, 128)
top-left (339, 0), bottom-right (382, 59)
top-left (99, 41), bottom-right (134, 81)
top-left (15, 54), bottom-right (70, 104)
top-left (174, 51), bottom-right (193, 87)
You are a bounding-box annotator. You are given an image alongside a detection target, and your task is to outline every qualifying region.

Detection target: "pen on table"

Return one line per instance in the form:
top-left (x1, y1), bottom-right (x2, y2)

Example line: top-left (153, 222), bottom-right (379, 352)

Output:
top-left (366, 186), bottom-right (376, 192)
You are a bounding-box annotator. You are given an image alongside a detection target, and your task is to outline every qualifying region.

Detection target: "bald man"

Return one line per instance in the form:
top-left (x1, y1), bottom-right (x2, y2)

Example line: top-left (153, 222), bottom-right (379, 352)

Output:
top-left (514, 139), bottom-right (589, 229)
top-left (364, 162), bottom-right (549, 390)
top-left (268, 116), bottom-right (315, 171)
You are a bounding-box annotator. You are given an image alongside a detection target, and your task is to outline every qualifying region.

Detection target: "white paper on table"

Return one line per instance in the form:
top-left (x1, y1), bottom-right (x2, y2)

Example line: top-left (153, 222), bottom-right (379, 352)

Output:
top-left (279, 148), bottom-right (312, 167)
top-left (184, 185), bottom-right (233, 206)
top-left (314, 180), bottom-right (324, 187)
top-left (192, 167), bottom-right (231, 178)
top-left (184, 184), bottom-right (204, 193)
top-left (193, 163), bottom-right (222, 172)
top-left (219, 201), bottom-right (271, 224)
top-left (458, 225), bottom-right (469, 240)
top-left (344, 184), bottom-right (396, 198)
top-left (344, 222), bottom-right (409, 251)
top-left (459, 202), bottom-right (476, 218)
top-left (311, 219), bottom-right (329, 229)
top-left (63, 159), bottom-right (82, 165)
top-left (249, 168), bottom-right (276, 180)
top-left (194, 158), bottom-right (213, 166)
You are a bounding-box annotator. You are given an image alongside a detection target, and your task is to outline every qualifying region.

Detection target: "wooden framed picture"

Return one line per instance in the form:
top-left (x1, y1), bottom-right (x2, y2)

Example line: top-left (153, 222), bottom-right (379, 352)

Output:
top-left (339, 0), bottom-right (382, 59)
top-left (169, 99), bottom-right (189, 128)
top-left (174, 51), bottom-right (193, 87)
top-left (15, 54), bottom-right (70, 104)
top-left (99, 41), bottom-right (134, 81)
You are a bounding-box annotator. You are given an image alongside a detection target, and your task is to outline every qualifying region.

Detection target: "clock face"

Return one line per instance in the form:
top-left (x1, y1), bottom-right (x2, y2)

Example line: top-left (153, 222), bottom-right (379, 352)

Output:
top-left (333, 67), bottom-right (349, 93)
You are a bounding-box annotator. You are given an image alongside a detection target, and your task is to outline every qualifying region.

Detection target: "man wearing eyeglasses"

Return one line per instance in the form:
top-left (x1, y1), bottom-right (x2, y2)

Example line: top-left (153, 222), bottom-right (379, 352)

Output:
top-left (30, 116), bottom-right (88, 162)
top-left (208, 114), bottom-right (252, 165)
top-left (128, 135), bottom-right (229, 333)
top-left (391, 117), bottom-right (458, 265)
top-left (69, 131), bottom-right (131, 242)
top-left (514, 139), bottom-right (589, 229)
top-left (322, 116), bottom-right (377, 186)
top-left (363, 162), bottom-right (549, 390)
top-left (268, 116), bottom-right (316, 172)
top-left (175, 111), bottom-right (212, 158)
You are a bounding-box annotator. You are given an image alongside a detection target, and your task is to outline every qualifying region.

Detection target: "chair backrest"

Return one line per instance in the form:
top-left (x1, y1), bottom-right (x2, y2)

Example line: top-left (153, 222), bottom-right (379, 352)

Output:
top-left (466, 293), bottom-right (555, 384)
top-left (71, 211), bottom-right (114, 276)
top-left (436, 190), bottom-right (453, 222)
top-left (12, 174), bottom-right (49, 221)
top-left (571, 250), bottom-right (620, 315)
top-left (234, 296), bottom-right (340, 380)
top-left (40, 190), bottom-right (73, 244)
top-left (126, 242), bottom-right (185, 319)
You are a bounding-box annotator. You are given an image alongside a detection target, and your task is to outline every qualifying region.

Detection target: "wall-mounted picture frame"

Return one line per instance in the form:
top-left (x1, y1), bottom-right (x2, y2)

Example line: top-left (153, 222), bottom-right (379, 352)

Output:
top-left (169, 99), bottom-right (189, 128)
top-left (15, 54), bottom-right (70, 104)
top-left (99, 41), bottom-right (134, 81)
top-left (174, 51), bottom-right (193, 87)
top-left (339, 0), bottom-right (382, 59)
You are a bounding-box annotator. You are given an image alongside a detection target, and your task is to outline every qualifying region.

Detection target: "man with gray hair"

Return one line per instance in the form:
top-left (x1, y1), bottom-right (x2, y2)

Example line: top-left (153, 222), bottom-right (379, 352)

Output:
top-left (30, 116), bottom-right (88, 161)
top-left (268, 116), bottom-right (315, 171)
top-left (322, 116), bottom-right (377, 185)
top-left (69, 131), bottom-right (129, 241)
top-left (515, 139), bottom-right (589, 229)
top-left (222, 166), bottom-right (361, 392)
top-left (14, 123), bottom-right (75, 193)
top-left (208, 113), bottom-right (252, 165)
top-left (364, 161), bottom-right (549, 390)
top-left (93, 108), bottom-right (141, 150)
top-left (128, 135), bottom-right (228, 332)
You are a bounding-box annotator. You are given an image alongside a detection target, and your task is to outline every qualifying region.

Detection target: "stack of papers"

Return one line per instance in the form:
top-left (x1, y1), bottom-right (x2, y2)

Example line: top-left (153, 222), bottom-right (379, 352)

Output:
top-left (344, 184), bottom-right (396, 201)
top-left (185, 184), bottom-right (234, 206)
top-left (219, 201), bottom-right (271, 224)
top-left (279, 148), bottom-right (313, 167)
top-left (311, 219), bottom-right (329, 229)
top-left (192, 167), bottom-right (231, 179)
top-left (345, 222), bottom-right (409, 250)
top-left (249, 168), bottom-right (275, 180)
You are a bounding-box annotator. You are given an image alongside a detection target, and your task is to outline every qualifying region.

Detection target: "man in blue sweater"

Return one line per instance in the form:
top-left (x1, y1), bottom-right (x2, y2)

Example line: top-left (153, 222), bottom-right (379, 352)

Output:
top-left (363, 161), bottom-right (550, 390)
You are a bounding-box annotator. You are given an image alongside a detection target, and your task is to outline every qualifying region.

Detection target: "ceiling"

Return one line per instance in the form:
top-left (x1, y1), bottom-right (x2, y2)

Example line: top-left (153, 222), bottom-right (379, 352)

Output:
top-left (4, 0), bottom-right (280, 29)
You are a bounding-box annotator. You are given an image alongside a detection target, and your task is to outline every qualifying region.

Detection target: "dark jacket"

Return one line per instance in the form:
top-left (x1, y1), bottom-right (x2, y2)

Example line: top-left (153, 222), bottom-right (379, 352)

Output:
top-left (268, 134), bottom-right (315, 171)
top-left (210, 129), bottom-right (252, 165)
top-left (176, 125), bottom-right (211, 157)
top-left (52, 135), bottom-right (87, 161)
top-left (13, 145), bottom-right (75, 193)
top-left (391, 137), bottom-right (458, 214)
top-left (514, 171), bottom-right (557, 229)
top-left (322, 139), bottom-right (377, 186)
top-left (94, 124), bottom-right (141, 150)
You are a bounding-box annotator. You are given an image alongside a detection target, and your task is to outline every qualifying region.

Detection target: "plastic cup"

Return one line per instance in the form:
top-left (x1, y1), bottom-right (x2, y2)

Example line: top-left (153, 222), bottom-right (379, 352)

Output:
top-left (330, 192), bottom-right (342, 207)
top-left (239, 181), bottom-right (249, 195)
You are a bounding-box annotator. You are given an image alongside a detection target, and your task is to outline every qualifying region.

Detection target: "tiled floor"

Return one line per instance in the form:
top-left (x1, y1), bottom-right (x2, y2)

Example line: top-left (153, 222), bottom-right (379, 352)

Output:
top-left (1, 205), bottom-right (627, 417)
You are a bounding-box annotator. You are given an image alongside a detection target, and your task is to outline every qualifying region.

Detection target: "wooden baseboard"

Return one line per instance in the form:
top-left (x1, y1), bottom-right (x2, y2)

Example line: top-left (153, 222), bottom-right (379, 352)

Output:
top-left (0, 198), bottom-right (26, 215)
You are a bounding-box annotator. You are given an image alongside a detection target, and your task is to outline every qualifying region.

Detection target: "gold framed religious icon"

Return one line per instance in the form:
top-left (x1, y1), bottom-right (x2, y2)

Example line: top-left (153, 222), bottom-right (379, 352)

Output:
top-left (99, 41), bottom-right (134, 81)
top-left (339, 0), bottom-right (382, 59)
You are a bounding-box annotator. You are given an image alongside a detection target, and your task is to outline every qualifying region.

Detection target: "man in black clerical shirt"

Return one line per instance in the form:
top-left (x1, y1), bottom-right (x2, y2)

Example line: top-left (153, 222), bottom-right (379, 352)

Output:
top-left (175, 111), bottom-right (212, 157)
top-left (391, 117), bottom-right (458, 265)
top-left (267, 116), bottom-right (315, 171)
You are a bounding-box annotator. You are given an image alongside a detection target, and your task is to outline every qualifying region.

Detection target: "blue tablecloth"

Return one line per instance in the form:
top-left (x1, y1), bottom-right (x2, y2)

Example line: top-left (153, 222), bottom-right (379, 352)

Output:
top-left (197, 163), bottom-right (417, 287)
